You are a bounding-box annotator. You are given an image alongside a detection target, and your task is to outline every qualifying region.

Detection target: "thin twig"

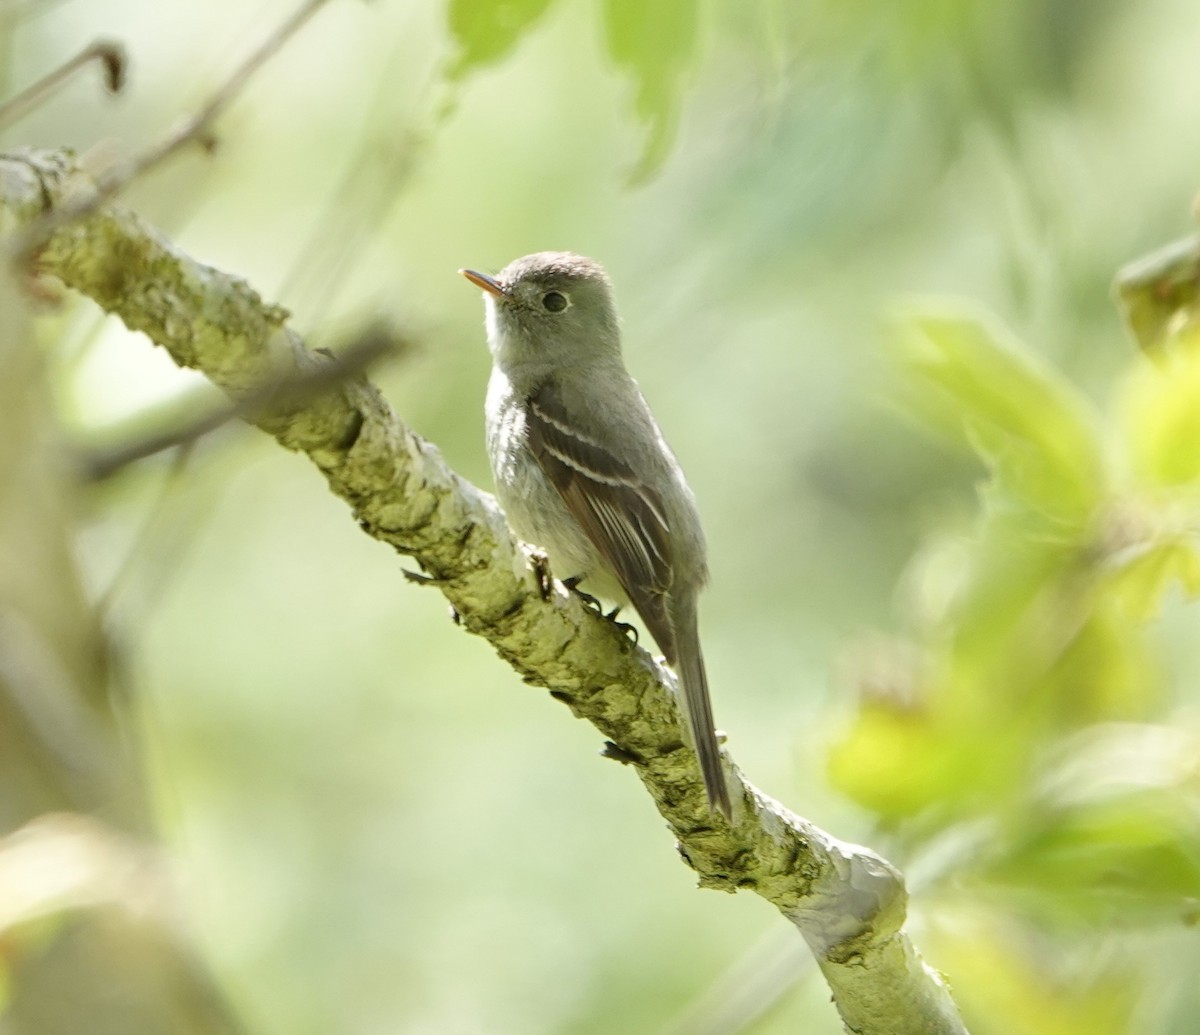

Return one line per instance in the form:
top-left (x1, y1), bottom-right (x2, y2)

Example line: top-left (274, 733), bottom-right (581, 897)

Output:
top-left (82, 324), bottom-right (403, 481)
top-left (118, 0), bottom-right (333, 179)
top-left (0, 39), bottom-right (126, 129)
top-left (664, 927), bottom-right (813, 1035)
top-left (275, 58), bottom-right (429, 323)
top-left (15, 0), bottom-right (335, 258)
top-left (93, 439), bottom-right (198, 619)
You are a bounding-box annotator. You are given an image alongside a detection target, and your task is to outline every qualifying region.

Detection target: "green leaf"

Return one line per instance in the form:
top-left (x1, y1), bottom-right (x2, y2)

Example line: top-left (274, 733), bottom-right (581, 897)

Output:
top-left (982, 724), bottom-right (1200, 924)
top-left (831, 514), bottom-right (1163, 823)
top-left (927, 908), bottom-right (1140, 1035)
top-left (1113, 234), bottom-right (1200, 354)
top-left (1106, 537), bottom-right (1200, 622)
top-left (1038, 601), bottom-right (1158, 722)
top-left (1122, 343), bottom-right (1200, 487)
top-left (446, 0), bottom-right (557, 80)
top-left (893, 310), bottom-right (1105, 524)
top-left (827, 699), bottom-right (957, 818)
top-left (601, 0), bottom-right (700, 184)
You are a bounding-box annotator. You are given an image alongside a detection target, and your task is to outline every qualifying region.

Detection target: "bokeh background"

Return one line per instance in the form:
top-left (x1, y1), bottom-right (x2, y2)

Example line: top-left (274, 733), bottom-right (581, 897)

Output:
top-left (4, 0), bottom-right (1200, 1032)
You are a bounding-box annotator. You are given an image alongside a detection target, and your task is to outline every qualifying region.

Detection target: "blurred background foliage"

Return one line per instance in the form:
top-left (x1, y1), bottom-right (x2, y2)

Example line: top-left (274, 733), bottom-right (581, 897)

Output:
top-left (2, 0), bottom-right (1199, 1032)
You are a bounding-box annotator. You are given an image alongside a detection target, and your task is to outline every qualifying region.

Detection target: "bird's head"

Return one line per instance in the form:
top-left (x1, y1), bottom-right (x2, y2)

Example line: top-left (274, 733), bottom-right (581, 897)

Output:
top-left (461, 251), bottom-right (622, 371)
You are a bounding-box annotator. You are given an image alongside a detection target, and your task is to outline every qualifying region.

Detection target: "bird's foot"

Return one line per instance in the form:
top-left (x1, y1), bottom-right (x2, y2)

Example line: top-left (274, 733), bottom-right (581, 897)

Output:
top-left (608, 611), bottom-right (639, 645)
top-left (562, 575), bottom-right (604, 613)
top-left (563, 578), bottom-right (638, 644)
top-left (600, 740), bottom-right (644, 766)
top-left (402, 566), bottom-right (444, 585)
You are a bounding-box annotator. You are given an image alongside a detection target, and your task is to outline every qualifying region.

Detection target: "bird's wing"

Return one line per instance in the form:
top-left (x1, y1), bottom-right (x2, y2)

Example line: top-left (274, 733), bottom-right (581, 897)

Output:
top-left (524, 382), bottom-right (677, 656)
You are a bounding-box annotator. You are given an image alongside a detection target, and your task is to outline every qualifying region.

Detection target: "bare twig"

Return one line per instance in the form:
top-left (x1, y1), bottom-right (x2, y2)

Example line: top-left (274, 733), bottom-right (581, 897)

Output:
top-left (14, 0), bottom-right (335, 258)
top-left (121, 0), bottom-right (333, 175)
top-left (276, 103), bottom-right (424, 326)
top-left (664, 927), bottom-right (813, 1035)
top-left (0, 39), bottom-right (126, 129)
top-left (94, 439), bottom-right (198, 619)
top-left (81, 324), bottom-right (404, 480)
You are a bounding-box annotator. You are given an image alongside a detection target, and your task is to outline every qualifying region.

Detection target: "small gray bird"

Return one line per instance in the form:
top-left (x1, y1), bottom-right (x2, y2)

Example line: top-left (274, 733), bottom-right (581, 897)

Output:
top-left (461, 252), bottom-right (732, 818)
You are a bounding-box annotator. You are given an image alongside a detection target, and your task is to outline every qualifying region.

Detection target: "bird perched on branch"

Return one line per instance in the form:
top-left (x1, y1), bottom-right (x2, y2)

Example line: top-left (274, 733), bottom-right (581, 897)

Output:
top-left (461, 252), bottom-right (731, 818)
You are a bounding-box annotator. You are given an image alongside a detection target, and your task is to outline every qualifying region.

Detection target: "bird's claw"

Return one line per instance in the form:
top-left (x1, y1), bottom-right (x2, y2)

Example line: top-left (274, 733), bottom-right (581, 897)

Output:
top-left (402, 567), bottom-right (441, 585)
top-left (600, 740), bottom-right (643, 765)
top-left (564, 579), bottom-right (637, 644)
top-left (563, 575), bottom-right (604, 613)
top-left (610, 614), bottom-right (638, 645)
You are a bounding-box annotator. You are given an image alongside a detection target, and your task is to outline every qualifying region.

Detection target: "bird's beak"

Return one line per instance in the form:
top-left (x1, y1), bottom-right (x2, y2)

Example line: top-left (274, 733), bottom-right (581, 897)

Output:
top-left (459, 268), bottom-right (508, 299)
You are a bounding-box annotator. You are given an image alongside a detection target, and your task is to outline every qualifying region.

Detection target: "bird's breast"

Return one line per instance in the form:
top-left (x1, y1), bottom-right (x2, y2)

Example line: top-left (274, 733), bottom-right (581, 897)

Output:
top-left (484, 371), bottom-right (617, 592)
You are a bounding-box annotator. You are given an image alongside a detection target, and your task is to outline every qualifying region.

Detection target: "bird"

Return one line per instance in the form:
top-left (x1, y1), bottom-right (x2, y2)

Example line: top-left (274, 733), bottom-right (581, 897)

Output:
top-left (461, 251), bottom-right (732, 818)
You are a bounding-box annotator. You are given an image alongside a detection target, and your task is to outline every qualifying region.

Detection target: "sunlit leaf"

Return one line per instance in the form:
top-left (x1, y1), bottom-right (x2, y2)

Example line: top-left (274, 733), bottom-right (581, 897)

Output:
top-left (927, 907), bottom-right (1140, 1035)
top-left (979, 724), bottom-right (1200, 924)
top-left (1106, 537), bottom-right (1200, 622)
top-left (934, 516), bottom-right (1080, 689)
top-left (446, 0), bottom-right (558, 80)
top-left (892, 310), bottom-right (1105, 524)
top-left (1122, 341), bottom-right (1200, 487)
top-left (1037, 603), bottom-right (1158, 723)
top-left (827, 700), bottom-right (955, 818)
top-left (601, 0), bottom-right (700, 183)
top-left (836, 500), bottom-right (1164, 825)
top-left (828, 636), bottom-right (1040, 822)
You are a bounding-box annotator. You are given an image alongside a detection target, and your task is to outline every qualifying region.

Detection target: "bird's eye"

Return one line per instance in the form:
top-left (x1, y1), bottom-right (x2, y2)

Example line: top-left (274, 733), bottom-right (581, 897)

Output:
top-left (542, 291), bottom-right (568, 312)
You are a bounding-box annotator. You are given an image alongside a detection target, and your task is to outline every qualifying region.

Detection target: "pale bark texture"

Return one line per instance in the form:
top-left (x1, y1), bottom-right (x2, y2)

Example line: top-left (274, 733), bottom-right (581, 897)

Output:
top-left (1, 147), bottom-right (969, 1035)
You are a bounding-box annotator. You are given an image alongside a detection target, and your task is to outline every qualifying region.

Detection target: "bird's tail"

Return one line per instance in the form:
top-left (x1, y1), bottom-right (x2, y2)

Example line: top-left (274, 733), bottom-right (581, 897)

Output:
top-left (671, 599), bottom-right (732, 819)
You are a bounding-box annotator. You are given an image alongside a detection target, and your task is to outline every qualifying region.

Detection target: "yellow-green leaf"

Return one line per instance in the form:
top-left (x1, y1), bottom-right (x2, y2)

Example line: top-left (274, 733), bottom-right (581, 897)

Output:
top-left (601, 0), bottom-right (700, 183)
top-left (1107, 538), bottom-right (1200, 622)
top-left (446, 0), bottom-right (557, 80)
top-left (893, 309), bottom-right (1105, 523)
top-left (1122, 344), bottom-right (1200, 487)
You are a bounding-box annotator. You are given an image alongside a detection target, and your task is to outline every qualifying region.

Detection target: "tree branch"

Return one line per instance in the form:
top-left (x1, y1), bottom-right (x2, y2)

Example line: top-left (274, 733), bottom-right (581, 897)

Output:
top-left (79, 323), bottom-right (404, 480)
top-left (14, 0), bottom-right (335, 259)
top-left (2, 147), bottom-right (968, 1035)
top-left (0, 38), bottom-right (126, 129)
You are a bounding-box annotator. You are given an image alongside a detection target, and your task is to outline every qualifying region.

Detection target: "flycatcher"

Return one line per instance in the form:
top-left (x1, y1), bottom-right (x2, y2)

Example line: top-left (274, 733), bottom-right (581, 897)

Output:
top-left (461, 252), bottom-right (732, 818)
